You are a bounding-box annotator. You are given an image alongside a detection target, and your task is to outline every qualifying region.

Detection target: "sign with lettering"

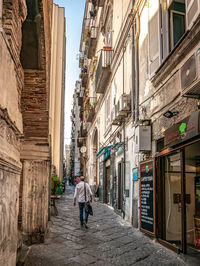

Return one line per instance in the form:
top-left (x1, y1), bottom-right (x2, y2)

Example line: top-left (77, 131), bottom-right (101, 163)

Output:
top-left (140, 161), bottom-right (154, 234)
top-left (164, 111), bottom-right (200, 147)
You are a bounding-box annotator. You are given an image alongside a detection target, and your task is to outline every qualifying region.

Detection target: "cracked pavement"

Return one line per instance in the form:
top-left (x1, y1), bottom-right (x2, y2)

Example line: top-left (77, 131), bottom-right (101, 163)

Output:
top-left (24, 186), bottom-right (196, 266)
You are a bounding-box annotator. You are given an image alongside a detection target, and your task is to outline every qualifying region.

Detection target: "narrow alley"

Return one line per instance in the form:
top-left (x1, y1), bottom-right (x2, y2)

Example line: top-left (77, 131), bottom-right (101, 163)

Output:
top-left (24, 186), bottom-right (192, 266)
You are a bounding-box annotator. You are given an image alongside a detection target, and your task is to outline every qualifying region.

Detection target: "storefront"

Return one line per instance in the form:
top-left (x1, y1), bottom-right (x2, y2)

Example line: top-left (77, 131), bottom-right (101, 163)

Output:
top-left (96, 146), bottom-right (112, 203)
top-left (157, 111), bottom-right (200, 256)
top-left (140, 111), bottom-right (200, 257)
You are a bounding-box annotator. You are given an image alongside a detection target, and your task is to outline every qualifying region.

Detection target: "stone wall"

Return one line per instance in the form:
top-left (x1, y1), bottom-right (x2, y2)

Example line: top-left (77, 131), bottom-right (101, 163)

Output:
top-left (0, 1), bottom-right (26, 265)
top-left (22, 70), bottom-right (48, 138)
top-left (21, 160), bottom-right (50, 244)
top-left (0, 110), bottom-right (22, 266)
top-left (19, 0), bottom-right (53, 246)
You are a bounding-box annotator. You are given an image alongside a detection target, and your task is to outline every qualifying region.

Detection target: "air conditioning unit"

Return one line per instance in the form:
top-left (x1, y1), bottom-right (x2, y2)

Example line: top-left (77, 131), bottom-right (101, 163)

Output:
top-left (181, 49), bottom-right (200, 98)
top-left (135, 125), bottom-right (151, 153)
top-left (117, 94), bottom-right (131, 116)
top-left (111, 105), bottom-right (119, 125)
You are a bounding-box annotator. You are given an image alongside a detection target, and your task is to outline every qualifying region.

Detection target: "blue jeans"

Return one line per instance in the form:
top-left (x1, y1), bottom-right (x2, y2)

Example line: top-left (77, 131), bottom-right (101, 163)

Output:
top-left (78, 202), bottom-right (89, 225)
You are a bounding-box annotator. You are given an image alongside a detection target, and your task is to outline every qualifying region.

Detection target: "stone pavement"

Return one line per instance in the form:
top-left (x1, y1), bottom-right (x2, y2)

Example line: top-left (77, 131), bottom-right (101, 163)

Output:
top-left (24, 186), bottom-right (196, 266)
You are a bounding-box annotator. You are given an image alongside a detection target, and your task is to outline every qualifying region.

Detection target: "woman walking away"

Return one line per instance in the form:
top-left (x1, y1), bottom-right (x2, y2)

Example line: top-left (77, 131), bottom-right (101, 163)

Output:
top-left (73, 176), bottom-right (93, 229)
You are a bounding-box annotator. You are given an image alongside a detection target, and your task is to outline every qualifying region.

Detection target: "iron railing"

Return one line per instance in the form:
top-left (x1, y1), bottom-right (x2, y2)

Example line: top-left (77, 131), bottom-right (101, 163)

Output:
top-left (95, 48), bottom-right (113, 90)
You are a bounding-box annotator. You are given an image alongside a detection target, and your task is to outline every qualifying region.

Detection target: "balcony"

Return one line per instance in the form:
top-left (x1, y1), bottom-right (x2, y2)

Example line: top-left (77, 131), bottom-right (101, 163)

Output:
top-left (79, 52), bottom-right (84, 68)
top-left (95, 48), bottom-right (113, 93)
top-left (77, 138), bottom-right (83, 148)
top-left (80, 66), bottom-right (88, 87)
top-left (79, 123), bottom-right (87, 137)
top-left (88, 27), bottom-right (98, 59)
top-left (86, 108), bottom-right (95, 122)
top-left (78, 96), bottom-right (83, 106)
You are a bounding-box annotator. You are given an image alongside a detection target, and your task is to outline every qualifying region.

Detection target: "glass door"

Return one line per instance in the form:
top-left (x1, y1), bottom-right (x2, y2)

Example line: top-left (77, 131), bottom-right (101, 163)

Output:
top-left (162, 151), bottom-right (182, 250)
top-left (185, 142), bottom-right (200, 257)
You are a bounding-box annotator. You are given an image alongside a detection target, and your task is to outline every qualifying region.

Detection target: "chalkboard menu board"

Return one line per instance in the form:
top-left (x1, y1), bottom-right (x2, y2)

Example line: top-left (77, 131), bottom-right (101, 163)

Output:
top-left (140, 161), bottom-right (154, 234)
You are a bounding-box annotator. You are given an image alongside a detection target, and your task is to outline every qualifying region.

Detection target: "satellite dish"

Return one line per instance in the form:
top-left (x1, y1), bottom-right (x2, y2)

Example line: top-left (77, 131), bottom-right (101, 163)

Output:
top-left (80, 146), bottom-right (87, 153)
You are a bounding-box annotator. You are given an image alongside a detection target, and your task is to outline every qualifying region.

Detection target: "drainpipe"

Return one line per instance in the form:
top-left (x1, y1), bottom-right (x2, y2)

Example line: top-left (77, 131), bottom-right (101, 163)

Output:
top-left (134, 14), bottom-right (139, 123)
top-left (131, 20), bottom-right (135, 122)
top-left (122, 44), bottom-right (126, 218)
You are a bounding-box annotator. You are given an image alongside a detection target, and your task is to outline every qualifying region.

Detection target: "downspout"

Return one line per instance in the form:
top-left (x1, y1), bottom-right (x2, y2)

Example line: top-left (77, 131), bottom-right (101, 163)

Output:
top-left (123, 44), bottom-right (126, 218)
top-left (134, 13), bottom-right (139, 123)
top-left (48, 134), bottom-right (52, 221)
top-left (131, 18), bottom-right (135, 122)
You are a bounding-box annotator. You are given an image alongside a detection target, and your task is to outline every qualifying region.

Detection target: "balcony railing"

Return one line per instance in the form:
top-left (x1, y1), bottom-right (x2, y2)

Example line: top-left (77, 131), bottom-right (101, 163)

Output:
top-left (80, 65), bottom-right (88, 87)
top-left (79, 123), bottom-right (87, 137)
top-left (86, 108), bottom-right (95, 122)
top-left (88, 27), bottom-right (98, 59)
top-left (95, 48), bottom-right (113, 93)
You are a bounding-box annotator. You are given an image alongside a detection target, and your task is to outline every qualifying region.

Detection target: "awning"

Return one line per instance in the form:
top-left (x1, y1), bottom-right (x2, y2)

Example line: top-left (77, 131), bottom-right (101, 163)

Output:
top-left (96, 145), bottom-right (112, 159)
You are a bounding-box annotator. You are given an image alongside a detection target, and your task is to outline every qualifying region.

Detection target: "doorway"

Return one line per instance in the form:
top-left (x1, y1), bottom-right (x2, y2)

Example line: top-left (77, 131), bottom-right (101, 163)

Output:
top-left (158, 141), bottom-right (200, 256)
top-left (105, 166), bottom-right (110, 204)
top-left (185, 142), bottom-right (200, 256)
top-left (161, 151), bottom-right (182, 250)
top-left (118, 162), bottom-right (123, 210)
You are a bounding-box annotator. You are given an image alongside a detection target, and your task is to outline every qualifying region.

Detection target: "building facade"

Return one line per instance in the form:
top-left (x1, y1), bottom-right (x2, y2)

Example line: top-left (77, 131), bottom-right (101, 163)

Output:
top-left (70, 81), bottom-right (83, 182)
top-left (0, 1), bottom-right (65, 265)
top-left (65, 144), bottom-right (71, 177)
top-left (76, 0), bottom-right (200, 256)
top-left (50, 3), bottom-right (66, 180)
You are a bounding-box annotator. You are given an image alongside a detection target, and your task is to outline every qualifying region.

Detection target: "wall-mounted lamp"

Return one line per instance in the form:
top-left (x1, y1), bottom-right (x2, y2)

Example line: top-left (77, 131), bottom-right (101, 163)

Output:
top-left (163, 110), bottom-right (179, 118)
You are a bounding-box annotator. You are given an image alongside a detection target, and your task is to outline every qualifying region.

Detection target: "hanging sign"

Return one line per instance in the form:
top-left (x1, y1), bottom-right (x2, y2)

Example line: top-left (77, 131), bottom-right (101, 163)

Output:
top-left (140, 160), bottom-right (155, 235)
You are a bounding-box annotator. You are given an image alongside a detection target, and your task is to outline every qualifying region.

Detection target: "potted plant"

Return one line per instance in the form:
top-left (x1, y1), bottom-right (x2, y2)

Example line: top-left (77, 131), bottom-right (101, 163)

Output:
top-left (51, 176), bottom-right (62, 195)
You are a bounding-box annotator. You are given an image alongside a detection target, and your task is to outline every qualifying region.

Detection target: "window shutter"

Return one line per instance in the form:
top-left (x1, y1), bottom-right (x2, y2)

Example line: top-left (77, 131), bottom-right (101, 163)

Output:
top-left (0, 0), bottom-right (2, 28)
top-left (160, 1), bottom-right (169, 61)
top-left (186, 0), bottom-right (200, 30)
top-left (148, 0), bottom-right (161, 78)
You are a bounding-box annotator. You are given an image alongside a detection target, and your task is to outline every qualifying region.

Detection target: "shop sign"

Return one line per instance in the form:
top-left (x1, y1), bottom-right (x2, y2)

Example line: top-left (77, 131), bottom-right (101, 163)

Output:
top-left (140, 160), bottom-right (154, 234)
top-left (164, 111), bottom-right (200, 147)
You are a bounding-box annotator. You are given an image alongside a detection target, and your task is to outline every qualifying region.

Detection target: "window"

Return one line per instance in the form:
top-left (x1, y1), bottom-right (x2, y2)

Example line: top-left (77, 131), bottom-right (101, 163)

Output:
top-left (0, 0), bottom-right (2, 28)
top-left (105, 17), bottom-right (112, 47)
top-left (169, 1), bottom-right (186, 50)
top-left (105, 94), bottom-right (111, 131)
top-left (148, 0), bottom-right (199, 77)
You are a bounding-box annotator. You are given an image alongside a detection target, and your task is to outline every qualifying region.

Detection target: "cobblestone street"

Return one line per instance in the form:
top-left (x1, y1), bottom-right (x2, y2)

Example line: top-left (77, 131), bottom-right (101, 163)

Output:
top-left (24, 186), bottom-right (197, 266)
